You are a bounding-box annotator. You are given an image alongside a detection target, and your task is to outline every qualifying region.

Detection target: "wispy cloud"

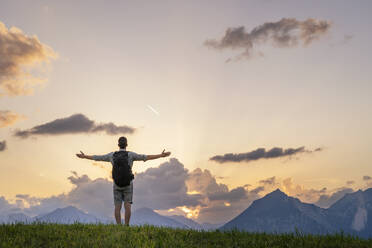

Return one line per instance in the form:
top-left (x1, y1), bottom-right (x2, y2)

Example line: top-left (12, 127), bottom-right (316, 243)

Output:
top-left (0, 110), bottom-right (25, 128)
top-left (329, 34), bottom-right (353, 47)
top-left (363, 176), bottom-right (372, 181)
top-left (205, 18), bottom-right (331, 61)
top-left (259, 176), bottom-right (276, 186)
top-left (147, 105), bottom-right (160, 115)
top-left (13, 113), bottom-right (135, 139)
top-left (210, 146), bottom-right (322, 164)
top-left (346, 180), bottom-right (355, 185)
top-left (0, 21), bottom-right (57, 96)
top-left (0, 140), bottom-right (6, 151)
top-left (259, 176), bottom-right (330, 204)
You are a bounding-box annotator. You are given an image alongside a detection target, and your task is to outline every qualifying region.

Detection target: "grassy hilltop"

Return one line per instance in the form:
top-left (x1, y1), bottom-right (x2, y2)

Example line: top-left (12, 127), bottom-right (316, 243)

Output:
top-left (1, 224), bottom-right (371, 248)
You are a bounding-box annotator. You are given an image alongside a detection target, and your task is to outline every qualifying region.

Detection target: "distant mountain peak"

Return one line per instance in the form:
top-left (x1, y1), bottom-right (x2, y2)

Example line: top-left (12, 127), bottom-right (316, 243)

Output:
top-left (35, 205), bottom-right (102, 224)
top-left (52, 206), bottom-right (83, 214)
top-left (265, 188), bottom-right (288, 199)
top-left (273, 188), bottom-right (285, 194)
top-left (132, 207), bottom-right (187, 228)
top-left (64, 205), bottom-right (79, 210)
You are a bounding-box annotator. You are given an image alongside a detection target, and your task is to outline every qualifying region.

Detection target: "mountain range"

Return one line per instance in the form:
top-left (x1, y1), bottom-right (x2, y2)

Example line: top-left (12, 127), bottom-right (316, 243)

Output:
top-left (33, 206), bottom-right (105, 224)
top-left (130, 208), bottom-right (187, 228)
top-left (2, 188), bottom-right (372, 238)
top-left (0, 206), bottom-right (213, 229)
top-left (221, 188), bottom-right (372, 238)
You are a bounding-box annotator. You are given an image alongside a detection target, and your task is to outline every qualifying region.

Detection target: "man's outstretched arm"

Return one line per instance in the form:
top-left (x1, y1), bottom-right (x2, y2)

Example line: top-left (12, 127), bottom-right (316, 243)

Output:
top-left (76, 151), bottom-right (95, 160)
top-left (146, 149), bottom-right (171, 161)
top-left (76, 151), bottom-right (112, 162)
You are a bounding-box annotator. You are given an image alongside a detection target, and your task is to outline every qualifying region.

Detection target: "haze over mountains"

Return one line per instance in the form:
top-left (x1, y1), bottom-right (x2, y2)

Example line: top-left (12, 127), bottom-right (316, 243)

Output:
top-left (2, 189), bottom-right (372, 238)
top-left (0, 206), bottom-right (220, 230)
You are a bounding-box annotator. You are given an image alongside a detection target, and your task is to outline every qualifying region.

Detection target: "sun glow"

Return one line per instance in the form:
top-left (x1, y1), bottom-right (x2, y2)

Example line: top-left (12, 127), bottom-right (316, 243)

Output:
top-left (186, 190), bottom-right (201, 195)
top-left (180, 206), bottom-right (199, 218)
top-left (224, 202), bottom-right (231, 207)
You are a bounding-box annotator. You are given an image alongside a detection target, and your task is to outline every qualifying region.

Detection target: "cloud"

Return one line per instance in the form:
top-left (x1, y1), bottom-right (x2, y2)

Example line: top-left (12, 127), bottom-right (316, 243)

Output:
top-left (186, 168), bottom-right (261, 223)
top-left (2, 159), bottom-right (360, 223)
top-left (14, 174), bottom-right (112, 218)
top-left (186, 168), bottom-right (228, 196)
top-left (258, 176), bottom-right (330, 204)
top-left (0, 140), bottom-right (6, 151)
top-left (0, 110), bottom-right (25, 127)
top-left (0, 196), bottom-right (13, 211)
top-left (255, 176), bottom-right (359, 209)
top-left (9, 161), bottom-right (205, 219)
top-left (197, 187), bottom-right (262, 223)
top-left (346, 180), bottom-right (355, 185)
top-left (207, 186), bottom-right (247, 202)
top-left (13, 113), bottom-right (135, 138)
top-left (15, 194), bottom-right (41, 207)
top-left (315, 187), bottom-right (354, 208)
top-left (68, 171), bottom-right (91, 185)
top-left (363, 176), bottom-right (372, 189)
top-left (281, 177), bottom-right (328, 203)
top-left (4, 159), bottom-right (263, 223)
top-left (329, 34), bottom-right (353, 47)
top-left (204, 18), bottom-right (331, 61)
top-left (134, 158), bottom-right (203, 210)
top-left (210, 146), bottom-right (321, 163)
top-left (91, 123), bottom-right (135, 135)
top-left (363, 176), bottom-right (371, 181)
top-left (251, 186), bottom-right (265, 194)
top-left (0, 21), bottom-right (57, 96)
top-left (65, 175), bottom-right (113, 218)
top-left (259, 176), bottom-right (276, 186)
top-left (342, 34), bottom-right (353, 43)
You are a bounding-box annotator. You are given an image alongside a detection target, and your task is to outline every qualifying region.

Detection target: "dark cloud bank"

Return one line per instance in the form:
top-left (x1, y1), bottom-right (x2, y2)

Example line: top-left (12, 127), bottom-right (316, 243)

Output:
top-left (210, 146), bottom-right (322, 163)
top-left (0, 158), bottom-right (362, 223)
top-left (205, 18), bottom-right (331, 61)
top-left (1, 159), bottom-right (261, 223)
top-left (14, 113), bottom-right (135, 138)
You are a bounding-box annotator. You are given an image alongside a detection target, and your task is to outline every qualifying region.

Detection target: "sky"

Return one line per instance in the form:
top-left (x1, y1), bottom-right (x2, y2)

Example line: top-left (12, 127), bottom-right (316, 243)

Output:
top-left (1, 0), bottom-right (372, 224)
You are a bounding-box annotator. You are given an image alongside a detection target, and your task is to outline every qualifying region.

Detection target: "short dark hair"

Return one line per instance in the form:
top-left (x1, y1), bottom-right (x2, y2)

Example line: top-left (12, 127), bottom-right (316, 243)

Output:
top-left (118, 136), bottom-right (127, 149)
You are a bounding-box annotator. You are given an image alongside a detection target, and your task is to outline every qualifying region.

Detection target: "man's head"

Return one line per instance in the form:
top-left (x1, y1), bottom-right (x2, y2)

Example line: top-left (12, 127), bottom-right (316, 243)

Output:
top-left (118, 136), bottom-right (127, 149)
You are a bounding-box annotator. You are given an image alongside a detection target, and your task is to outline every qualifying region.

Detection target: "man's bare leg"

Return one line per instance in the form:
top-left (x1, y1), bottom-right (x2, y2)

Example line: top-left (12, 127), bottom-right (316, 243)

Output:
top-left (114, 203), bottom-right (122, 224)
top-left (124, 202), bottom-right (131, 226)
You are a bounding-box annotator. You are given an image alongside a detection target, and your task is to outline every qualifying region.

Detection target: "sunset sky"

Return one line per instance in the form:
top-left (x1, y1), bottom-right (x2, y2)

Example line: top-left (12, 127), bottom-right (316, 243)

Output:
top-left (1, 0), bottom-right (372, 223)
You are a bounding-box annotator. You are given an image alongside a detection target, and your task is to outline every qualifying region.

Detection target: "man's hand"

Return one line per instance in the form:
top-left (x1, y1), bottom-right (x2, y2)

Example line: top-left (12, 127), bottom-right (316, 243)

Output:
top-left (76, 151), bottom-right (86, 159)
top-left (141, 150), bottom-right (171, 161)
top-left (161, 149), bottom-right (171, 157)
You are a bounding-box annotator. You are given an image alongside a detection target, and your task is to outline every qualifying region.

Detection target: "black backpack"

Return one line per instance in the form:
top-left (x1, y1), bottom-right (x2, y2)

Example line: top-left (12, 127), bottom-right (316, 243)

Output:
top-left (112, 151), bottom-right (134, 187)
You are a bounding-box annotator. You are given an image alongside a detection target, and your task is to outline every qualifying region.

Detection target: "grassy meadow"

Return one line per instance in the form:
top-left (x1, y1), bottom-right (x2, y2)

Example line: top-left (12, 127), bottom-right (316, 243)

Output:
top-left (0, 224), bottom-right (371, 248)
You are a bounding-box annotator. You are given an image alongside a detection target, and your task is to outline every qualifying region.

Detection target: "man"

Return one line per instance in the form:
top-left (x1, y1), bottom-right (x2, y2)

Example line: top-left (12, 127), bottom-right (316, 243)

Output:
top-left (76, 136), bottom-right (171, 225)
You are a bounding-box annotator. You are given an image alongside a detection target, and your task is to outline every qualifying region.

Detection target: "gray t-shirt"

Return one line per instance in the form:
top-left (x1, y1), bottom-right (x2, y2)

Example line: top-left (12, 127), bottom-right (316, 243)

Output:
top-left (92, 148), bottom-right (147, 168)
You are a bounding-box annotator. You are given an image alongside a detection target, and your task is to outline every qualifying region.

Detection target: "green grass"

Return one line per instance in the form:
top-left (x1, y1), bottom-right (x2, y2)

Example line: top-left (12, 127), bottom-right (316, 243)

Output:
top-left (0, 224), bottom-right (371, 248)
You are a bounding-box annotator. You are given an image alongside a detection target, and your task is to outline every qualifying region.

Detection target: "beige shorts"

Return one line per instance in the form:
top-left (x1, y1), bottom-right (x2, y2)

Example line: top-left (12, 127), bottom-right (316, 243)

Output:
top-left (113, 182), bottom-right (133, 205)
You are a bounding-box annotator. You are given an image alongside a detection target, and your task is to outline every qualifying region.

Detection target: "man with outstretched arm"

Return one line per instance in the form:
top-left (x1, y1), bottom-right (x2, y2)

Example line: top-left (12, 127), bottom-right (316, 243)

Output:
top-left (76, 136), bottom-right (171, 225)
